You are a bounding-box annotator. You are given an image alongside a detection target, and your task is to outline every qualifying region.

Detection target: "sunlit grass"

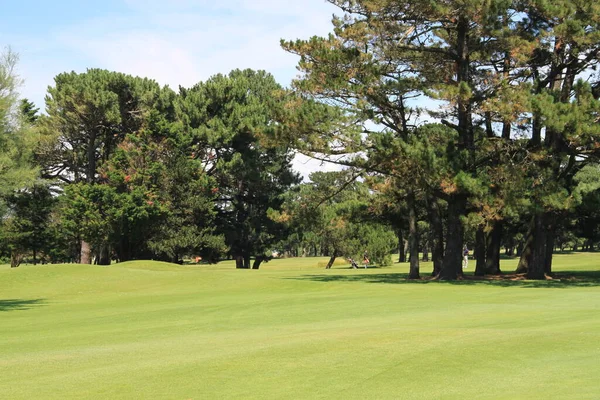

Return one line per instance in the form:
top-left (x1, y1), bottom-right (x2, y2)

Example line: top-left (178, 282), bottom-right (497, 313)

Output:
top-left (1, 254), bottom-right (599, 399)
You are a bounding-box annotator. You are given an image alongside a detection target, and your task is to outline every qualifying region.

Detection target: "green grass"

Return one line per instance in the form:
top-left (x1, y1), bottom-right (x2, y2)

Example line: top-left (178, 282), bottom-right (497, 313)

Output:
top-left (1, 254), bottom-right (599, 399)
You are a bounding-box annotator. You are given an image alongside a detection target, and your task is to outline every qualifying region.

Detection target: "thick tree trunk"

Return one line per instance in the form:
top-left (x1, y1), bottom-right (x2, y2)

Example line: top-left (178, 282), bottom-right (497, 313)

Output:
top-left (428, 198), bottom-right (444, 276)
top-left (438, 195), bottom-right (466, 280)
top-left (437, 17), bottom-right (471, 280)
top-left (474, 226), bottom-right (486, 276)
top-left (252, 256), bottom-right (264, 270)
top-left (80, 241), bottom-right (92, 265)
top-left (527, 213), bottom-right (548, 280)
top-left (485, 221), bottom-right (502, 275)
top-left (516, 217), bottom-right (535, 273)
top-left (408, 193), bottom-right (420, 279)
top-left (326, 253), bottom-right (337, 269)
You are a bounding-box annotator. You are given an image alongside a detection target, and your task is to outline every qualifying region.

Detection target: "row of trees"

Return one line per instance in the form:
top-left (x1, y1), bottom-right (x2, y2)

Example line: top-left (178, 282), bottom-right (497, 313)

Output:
top-left (280, 0), bottom-right (600, 279)
top-left (0, 60), bottom-right (311, 268)
top-left (2, 0), bottom-right (600, 279)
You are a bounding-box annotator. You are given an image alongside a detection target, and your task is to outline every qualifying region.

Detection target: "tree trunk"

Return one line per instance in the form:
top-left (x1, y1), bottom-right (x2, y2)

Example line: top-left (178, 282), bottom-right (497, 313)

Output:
top-left (531, 114), bottom-right (542, 147)
top-left (235, 255), bottom-right (247, 269)
top-left (422, 245), bottom-right (429, 262)
top-left (516, 217), bottom-right (535, 273)
top-left (80, 241), bottom-right (92, 265)
top-left (326, 253), bottom-right (337, 269)
top-left (544, 221), bottom-right (556, 275)
top-left (97, 243), bottom-right (111, 265)
top-left (502, 121), bottom-right (511, 140)
top-left (397, 228), bottom-right (406, 263)
top-left (527, 213), bottom-right (547, 279)
top-left (485, 221), bottom-right (502, 275)
top-left (252, 256), bottom-right (264, 270)
top-left (438, 195), bottom-right (466, 280)
top-left (437, 16), bottom-right (471, 280)
top-left (527, 212), bottom-right (556, 280)
top-left (428, 198), bottom-right (444, 276)
top-left (408, 193), bottom-right (420, 279)
top-left (33, 248), bottom-right (37, 266)
top-left (474, 226), bottom-right (486, 276)
top-left (505, 235), bottom-right (514, 257)
top-left (10, 251), bottom-right (22, 268)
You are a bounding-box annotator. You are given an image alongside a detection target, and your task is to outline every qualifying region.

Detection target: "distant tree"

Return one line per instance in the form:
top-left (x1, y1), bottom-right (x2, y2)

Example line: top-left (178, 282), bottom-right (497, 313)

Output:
top-left (513, 2), bottom-right (600, 279)
top-left (0, 184), bottom-right (55, 266)
top-left (571, 165), bottom-right (600, 251)
top-left (282, 1), bottom-right (531, 279)
top-left (178, 69), bottom-right (300, 269)
top-left (0, 48), bottom-right (38, 267)
top-left (109, 133), bottom-right (225, 263)
top-left (279, 170), bottom-right (396, 268)
top-left (0, 48), bottom-right (37, 201)
top-left (39, 69), bottom-right (167, 263)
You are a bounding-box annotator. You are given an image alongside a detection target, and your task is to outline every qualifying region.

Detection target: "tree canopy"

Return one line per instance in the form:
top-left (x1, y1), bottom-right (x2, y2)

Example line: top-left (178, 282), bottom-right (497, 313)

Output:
top-left (2, 2), bottom-right (600, 279)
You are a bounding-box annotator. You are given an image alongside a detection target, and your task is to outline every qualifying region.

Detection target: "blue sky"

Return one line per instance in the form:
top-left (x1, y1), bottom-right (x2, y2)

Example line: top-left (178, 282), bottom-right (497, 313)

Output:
top-left (1, 0), bottom-right (343, 177)
top-left (1, 0), bottom-right (339, 109)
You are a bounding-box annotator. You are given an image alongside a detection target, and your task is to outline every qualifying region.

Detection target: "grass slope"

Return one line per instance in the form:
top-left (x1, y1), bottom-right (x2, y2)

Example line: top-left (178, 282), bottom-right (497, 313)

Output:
top-left (1, 255), bottom-right (599, 399)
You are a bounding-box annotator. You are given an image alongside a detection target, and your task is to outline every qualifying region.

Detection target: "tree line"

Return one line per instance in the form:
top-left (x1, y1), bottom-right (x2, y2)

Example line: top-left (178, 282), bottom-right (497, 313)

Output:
top-left (2, 0), bottom-right (600, 280)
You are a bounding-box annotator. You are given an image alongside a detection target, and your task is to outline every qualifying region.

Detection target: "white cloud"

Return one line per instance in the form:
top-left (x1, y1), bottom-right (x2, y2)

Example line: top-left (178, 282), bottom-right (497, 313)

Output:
top-left (13, 0), bottom-right (338, 106)
top-left (8, 0), bottom-right (343, 177)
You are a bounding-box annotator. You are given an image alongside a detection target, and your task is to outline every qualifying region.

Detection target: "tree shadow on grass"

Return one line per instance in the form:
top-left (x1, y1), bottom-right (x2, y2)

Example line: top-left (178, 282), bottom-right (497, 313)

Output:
top-left (286, 271), bottom-right (600, 288)
top-left (0, 299), bottom-right (46, 312)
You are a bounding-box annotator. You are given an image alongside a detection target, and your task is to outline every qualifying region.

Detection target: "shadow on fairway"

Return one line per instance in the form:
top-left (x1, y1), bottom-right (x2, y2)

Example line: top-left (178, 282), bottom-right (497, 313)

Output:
top-left (286, 271), bottom-right (600, 288)
top-left (0, 298), bottom-right (46, 312)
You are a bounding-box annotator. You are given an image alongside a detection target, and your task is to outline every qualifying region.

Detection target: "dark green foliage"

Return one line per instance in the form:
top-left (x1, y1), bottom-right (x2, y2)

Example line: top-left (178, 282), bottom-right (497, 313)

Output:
top-left (279, 170), bottom-right (396, 267)
top-left (19, 98), bottom-right (39, 124)
top-left (179, 69), bottom-right (300, 268)
top-left (39, 69), bottom-right (166, 184)
top-left (0, 184), bottom-right (55, 266)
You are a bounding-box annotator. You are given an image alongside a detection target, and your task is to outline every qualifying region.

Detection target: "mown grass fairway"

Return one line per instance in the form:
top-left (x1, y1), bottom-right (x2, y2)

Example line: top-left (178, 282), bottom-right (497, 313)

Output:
top-left (1, 254), bottom-right (599, 399)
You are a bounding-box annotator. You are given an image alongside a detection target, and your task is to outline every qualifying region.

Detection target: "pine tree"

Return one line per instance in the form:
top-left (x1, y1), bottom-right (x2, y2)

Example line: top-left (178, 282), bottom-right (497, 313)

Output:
top-left (178, 69), bottom-right (300, 269)
top-left (282, 1), bottom-right (523, 279)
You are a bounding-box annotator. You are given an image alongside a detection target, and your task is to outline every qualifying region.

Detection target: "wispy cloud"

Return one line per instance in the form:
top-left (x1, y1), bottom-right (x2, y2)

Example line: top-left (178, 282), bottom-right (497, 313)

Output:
top-left (51, 0), bottom-right (337, 94)
top-left (5, 0), bottom-right (342, 178)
